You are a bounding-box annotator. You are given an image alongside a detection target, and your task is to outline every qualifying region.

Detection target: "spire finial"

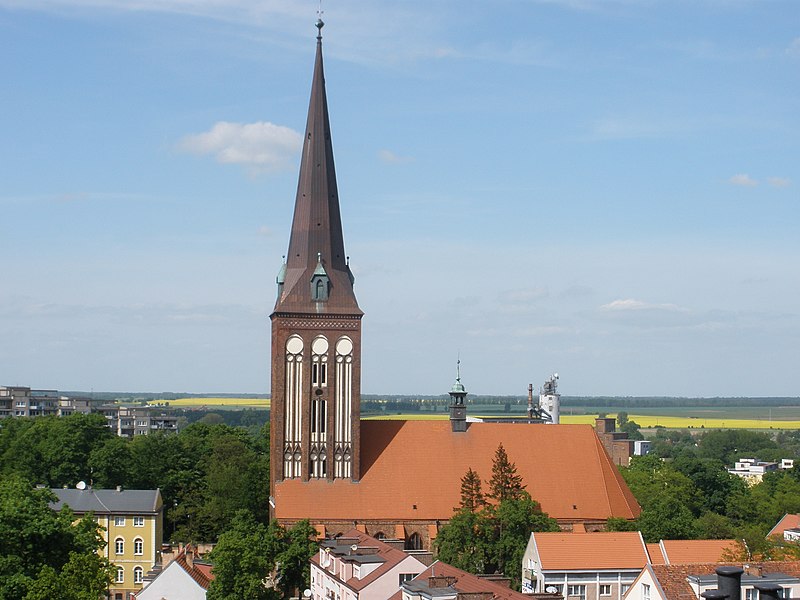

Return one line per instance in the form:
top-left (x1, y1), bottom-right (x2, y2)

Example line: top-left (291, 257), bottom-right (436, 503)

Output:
top-left (316, 0), bottom-right (324, 39)
top-left (317, 251), bottom-right (322, 263)
top-left (456, 355), bottom-right (461, 382)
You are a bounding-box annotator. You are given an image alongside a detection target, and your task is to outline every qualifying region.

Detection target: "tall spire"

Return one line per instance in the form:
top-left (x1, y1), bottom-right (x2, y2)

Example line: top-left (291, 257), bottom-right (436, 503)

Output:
top-left (274, 22), bottom-right (360, 315)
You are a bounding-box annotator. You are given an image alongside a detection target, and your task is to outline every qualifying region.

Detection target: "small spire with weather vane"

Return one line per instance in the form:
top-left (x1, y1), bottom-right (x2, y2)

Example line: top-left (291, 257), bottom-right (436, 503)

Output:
top-left (316, 0), bottom-right (324, 39)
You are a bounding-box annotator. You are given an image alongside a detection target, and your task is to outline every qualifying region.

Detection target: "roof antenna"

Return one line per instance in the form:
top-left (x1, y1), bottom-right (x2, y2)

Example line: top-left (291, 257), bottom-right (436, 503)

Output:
top-left (316, 0), bottom-right (324, 39)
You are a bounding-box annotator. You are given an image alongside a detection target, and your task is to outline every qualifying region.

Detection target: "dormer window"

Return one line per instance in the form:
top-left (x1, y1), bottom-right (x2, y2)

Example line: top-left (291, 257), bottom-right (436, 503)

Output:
top-left (310, 253), bottom-right (330, 301)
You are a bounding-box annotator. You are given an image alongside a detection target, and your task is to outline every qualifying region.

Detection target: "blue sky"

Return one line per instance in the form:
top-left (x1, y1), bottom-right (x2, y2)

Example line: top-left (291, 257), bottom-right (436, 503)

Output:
top-left (1, 0), bottom-right (798, 397)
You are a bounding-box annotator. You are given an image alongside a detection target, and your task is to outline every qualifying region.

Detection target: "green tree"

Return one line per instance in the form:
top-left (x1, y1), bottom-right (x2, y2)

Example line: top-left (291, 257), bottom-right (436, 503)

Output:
top-left (488, 444), bottom-right (525, 502)
top-left (434, 508), bottom-right (490, 574)
top-left (0, 475), bottom-right (112, 600)
top-left (637, 494), bottom-right (697, 542)
top-left (207, 513), bottom-right (316, 600)
top-left (459, 468), bottom-right (486, 512)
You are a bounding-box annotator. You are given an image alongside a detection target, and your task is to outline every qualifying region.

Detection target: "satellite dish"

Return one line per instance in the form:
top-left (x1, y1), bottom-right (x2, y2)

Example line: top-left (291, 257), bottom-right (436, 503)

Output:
top-left (554, 373), bottom-right (559, 379)
top-left (76, 481), bottom-right (86, 490)
top-left (303, 590), bottom-right (312, 598)
top-left (546, 586), bottom-right (558, 594)
top-left (350, 544), bottom-right (358, 552)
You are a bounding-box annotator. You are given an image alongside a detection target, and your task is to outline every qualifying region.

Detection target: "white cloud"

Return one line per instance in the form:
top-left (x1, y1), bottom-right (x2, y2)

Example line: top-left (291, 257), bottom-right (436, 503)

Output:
top-left (729, 173), bottom-right (758, 187)
top-left (767, 177), bottom-right (791, 188)
top-left (177, 121), bottom-right (302, 174)
top-left (378, 149), bottom-right (414, 164)
top-left (599, 299), bottom-right (684, 312)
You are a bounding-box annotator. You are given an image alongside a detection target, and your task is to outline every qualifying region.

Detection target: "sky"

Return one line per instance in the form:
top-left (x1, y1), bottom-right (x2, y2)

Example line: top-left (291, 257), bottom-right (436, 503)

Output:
top-left (1, 0), bottom-right (798, 397)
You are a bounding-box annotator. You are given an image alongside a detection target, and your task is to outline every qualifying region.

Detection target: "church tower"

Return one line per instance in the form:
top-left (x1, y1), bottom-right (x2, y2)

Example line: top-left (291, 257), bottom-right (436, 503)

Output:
top-left (270, 20), bottom-right (363, 487)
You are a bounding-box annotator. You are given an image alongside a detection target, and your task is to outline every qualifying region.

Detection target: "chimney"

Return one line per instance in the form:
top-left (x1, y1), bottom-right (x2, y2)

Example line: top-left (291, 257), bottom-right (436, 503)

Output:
top-left (754, 583), bottom-right (782, 600)
top-left (716, 566), bottom-right (744, 600)
top-left (116, 485), bottom-right (122, 492)
top-left (429, 576), bottom-right (457, 589)
top-left (527, 383), bottom-right (534, 418)
top-left (185, 543), bottom-right (195, 569)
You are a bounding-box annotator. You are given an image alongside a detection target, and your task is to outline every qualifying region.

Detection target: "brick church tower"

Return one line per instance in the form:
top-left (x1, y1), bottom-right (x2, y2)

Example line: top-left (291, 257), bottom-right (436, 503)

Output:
top-left (270, 19), bottom-right (363, 490)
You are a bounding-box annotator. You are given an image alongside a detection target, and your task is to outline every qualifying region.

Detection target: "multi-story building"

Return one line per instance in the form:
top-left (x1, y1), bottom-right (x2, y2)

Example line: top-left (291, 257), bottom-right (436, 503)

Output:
top-left (0, 386), bottom-right (93, 417)
top-left (522, 531), bottom-right (651, 598)
top-left (51, 487), bottom-right (163, 600)
top-left (97, 405), bottom-right (178, 437)
top-left (311, 531), bottom-right (426, 600)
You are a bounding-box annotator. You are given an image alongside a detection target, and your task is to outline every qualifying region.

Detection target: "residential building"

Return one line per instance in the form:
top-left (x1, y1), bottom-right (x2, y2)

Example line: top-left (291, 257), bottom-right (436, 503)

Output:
top-left (521, 531), bottom-right (651, 598)
top-left (311, 530), bottom-right (426, 600)
top-left (50, 487), bottom-right (163, 600)
top-left (633, 441), bottom-right (651, 457)
top-left (769, 515), bottom-right (800, 542)
top-left (0, 386), bottom-right (88, 417)
top-left (397, 561), bottom-right (531, 600)
top-left (624, 563), bottom-right (800, 600)
top-left (728, 459), bottom-right (780, 484)
top-left (269, 21), bottom-right (641, 549)
top-left (135, 545), bottom-right (213, 600)
top-left (97, 405), bottom-right (179, 437)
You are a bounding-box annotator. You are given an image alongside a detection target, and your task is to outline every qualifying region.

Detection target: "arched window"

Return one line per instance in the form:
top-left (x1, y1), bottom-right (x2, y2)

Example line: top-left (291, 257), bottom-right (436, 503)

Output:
top-left (134, 566), bottom-right (143, 584)
top-left (115, 538), bottom-right (124, 555)
top-left (115, 566), bottom-right (124, 583)
top-left (134, 537), bottom-right (143, 555)
top-left (405, 532), bottom-right (422, 551)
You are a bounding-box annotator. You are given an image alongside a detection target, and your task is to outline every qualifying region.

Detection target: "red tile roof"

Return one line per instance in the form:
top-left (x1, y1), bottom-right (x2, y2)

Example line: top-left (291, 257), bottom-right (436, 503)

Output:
top-left (310, 529), bottom-right (421, 592)
top-left (647, 543), bottom-right (666, 565)
top-left (650, 561), bottom-right (800, 600)
top-left (174, 550), bottom-right (214, 590)
top-left (659, 540), bottom-right (742, 565)
top-left (275, 421), bottom-right (640, 522)
top-left (390, 561), bottom-right (530, 600)
top-left (769, 514), bottom-right (800, 538)
top-left (533, 532), bottom-right (649, 570)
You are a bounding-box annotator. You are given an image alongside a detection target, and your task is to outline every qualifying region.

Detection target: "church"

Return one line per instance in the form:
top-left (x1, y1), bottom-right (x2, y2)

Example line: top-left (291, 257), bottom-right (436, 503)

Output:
top-left (269, 20), bottom-right (639, 550)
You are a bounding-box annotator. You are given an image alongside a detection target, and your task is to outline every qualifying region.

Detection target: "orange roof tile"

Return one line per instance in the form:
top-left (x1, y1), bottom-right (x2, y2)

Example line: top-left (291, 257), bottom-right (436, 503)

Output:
top-left (391, 561), bottom-right (530, 600)
top-left (647, 543), bottom-right (666, 565)
top-left (769, 514), bottom-right (800, 538)
top-left (660, 540), bottom-right (742, 565)
top-left (275, 422), bottom-right (640, 522)
top-left (533, 531), bottom-right (649, 570)
top-left (651, 561), bottom-right (800, 600)
top-left (174, 551), bottom-right (214, 590)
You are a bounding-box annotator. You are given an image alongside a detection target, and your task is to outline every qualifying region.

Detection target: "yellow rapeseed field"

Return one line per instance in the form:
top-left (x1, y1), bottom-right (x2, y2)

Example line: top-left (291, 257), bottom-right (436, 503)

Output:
top-left (364, 413), bottom-right (800, 429)
top-left (148, 397), bottom-right (270, 408)
top-left (560, 414), bottom-right (800, 429)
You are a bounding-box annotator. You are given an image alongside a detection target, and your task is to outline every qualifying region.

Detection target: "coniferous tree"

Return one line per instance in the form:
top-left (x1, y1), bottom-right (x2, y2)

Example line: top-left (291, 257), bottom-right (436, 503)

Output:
top-left (488, 443), bottom-right (525, 502)
top-left (459, 468), bottom-right (486, 512)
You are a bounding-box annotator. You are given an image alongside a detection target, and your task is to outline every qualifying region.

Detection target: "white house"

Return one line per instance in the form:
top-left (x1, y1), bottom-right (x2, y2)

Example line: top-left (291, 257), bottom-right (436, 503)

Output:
top-left (311, 530), bottom-right (426, 600)
top-left (135, 546), bottom-right (213, 600)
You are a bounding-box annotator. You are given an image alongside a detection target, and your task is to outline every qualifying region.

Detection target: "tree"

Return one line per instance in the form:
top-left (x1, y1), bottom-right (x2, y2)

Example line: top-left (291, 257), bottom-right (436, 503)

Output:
top-left (434, 508), bottom-right (491, 574)
top-left (459, 468), bottom-right (486, 512)
top-left (637, 494), bottom-right (697, 542)
top-left (207, 513), bottom-right (317, 600)
top-left (616, 412), bottom-right (629, 427)
top-left (488, 444), bottom-right (525, 502)
top-left (0, 475), bottom-right (112, 600)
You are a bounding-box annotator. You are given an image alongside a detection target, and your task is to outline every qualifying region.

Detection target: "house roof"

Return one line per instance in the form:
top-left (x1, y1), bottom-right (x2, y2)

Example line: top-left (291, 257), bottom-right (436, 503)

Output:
top-left (175, 551), bottom-right (214, 590)
top-left (275, 421), bottom-right (640, 523)
top-left (50, 488), bottom-right (162, 514)
top-left (391, 561), bottom-right (530, 600)
top-left (648, 561), bottom-right (800, 600)
top-left (533, 532), bottom-right (649, 570)
top-left (647, 544), bottom-right (666, 565)
top-left (659, 540), bottom-right (741, 565)
top-left (311, 529), bottom-right (422, 592)
top-left (769, 514), bottom-right (800, 538)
